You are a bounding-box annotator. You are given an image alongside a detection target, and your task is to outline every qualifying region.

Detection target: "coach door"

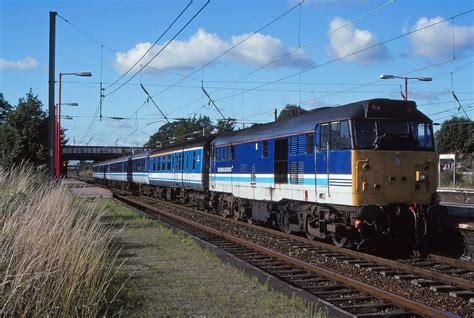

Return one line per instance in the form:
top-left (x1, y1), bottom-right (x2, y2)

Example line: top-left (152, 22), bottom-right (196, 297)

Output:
top-left (274, 138), bottom-right (288, 184)
top-left (173, 152), bottom-right (180, 187)
top-left (315, 123), bottom-right (329, 200)
top-left (210, 145), bottom-right (216, 190)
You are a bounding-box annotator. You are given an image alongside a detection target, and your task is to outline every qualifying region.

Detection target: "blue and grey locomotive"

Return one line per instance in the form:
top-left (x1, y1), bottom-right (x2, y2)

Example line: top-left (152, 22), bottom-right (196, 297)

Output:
top-left (93, 98), bottom-right (445, 251)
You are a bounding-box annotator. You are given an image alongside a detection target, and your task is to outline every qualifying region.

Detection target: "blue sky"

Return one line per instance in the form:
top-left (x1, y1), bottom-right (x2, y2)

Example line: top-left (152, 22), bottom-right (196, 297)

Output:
top-left (1, 0), bottom-right (473, 146)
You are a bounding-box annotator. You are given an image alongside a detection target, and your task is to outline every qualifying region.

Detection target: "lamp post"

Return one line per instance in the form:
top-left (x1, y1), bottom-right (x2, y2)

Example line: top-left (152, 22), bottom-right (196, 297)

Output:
top-left (55, 71), bottom-right (91, 178)
top-left (379, 74), bottom-right (432, 101)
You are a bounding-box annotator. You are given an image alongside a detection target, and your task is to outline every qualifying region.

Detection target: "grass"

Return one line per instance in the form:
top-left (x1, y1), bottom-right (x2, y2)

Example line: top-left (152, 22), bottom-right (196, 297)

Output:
top-left (101, 198), bottom-right (323, 317)
top-left (0, 165), bottom-right (117, 317)
top-left (0, 166), bottom-right (322, 317)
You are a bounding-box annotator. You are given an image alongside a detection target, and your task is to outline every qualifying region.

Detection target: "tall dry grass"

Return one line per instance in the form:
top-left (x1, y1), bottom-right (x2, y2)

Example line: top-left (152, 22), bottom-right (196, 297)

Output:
top-left (0, 165), bottom-right (117, 317)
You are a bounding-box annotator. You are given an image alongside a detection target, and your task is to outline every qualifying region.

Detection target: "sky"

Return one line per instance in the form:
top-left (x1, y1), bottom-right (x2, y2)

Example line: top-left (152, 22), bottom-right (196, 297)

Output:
top-left (1, 0), bottom-right (473, 147)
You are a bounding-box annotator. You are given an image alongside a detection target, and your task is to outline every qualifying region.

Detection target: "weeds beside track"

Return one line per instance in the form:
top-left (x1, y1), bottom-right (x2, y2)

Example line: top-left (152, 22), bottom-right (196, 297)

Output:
top-left (0, 166), bottom-right (117, 317)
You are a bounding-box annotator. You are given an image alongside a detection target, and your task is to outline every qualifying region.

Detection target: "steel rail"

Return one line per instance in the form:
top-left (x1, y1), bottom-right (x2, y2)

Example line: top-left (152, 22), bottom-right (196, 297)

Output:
top-left (428, 254), bottom-right (474, 272)
top-left (135, 193), bottom-right (474, 292)
top-left (115, 193), bottom-right (458, 318)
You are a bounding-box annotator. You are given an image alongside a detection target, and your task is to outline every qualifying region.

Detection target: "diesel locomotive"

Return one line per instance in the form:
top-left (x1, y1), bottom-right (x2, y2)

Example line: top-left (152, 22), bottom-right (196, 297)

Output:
top-left (93, 98), bottom-right (446, 251)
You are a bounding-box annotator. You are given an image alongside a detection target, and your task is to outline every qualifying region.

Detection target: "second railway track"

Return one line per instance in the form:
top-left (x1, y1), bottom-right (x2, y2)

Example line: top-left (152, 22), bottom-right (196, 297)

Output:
top-left (110, 189), bottom-right (473, 317)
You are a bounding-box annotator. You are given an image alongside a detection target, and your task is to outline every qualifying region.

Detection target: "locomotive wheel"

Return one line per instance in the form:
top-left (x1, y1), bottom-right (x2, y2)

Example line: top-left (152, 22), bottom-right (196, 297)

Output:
top-left (306, 232), bottom-right (315, 240)
top-left (332, 234), bottom-right (348, 248)
top-left (233, 212), bottom-right (240, 221)
top-left (305, 214), bottom-right (320, 240)
top-left (279, 211), bottom-right (292, 234)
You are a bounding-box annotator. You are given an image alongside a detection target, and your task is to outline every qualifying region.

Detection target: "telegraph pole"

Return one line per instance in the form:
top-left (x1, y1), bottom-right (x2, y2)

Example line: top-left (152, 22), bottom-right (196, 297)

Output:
top-left (48, 12), bottom-right (57, 177)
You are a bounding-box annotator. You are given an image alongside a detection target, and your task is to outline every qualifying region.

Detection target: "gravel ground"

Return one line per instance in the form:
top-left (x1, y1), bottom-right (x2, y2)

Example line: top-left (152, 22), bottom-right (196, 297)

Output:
top-left (153, 202), bottom-right (474, 317)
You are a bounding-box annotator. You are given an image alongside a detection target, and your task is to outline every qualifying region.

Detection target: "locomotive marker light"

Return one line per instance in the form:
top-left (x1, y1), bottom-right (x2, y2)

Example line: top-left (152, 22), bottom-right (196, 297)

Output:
top-left (379, 74), bottom-right (432, 101)
top-left (55, 71), bottom-right (92, 178)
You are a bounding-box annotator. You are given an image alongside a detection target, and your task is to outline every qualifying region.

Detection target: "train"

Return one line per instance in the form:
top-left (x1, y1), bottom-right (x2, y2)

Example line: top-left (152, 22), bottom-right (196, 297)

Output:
top-left (93, 98), bottom-right (447, 252)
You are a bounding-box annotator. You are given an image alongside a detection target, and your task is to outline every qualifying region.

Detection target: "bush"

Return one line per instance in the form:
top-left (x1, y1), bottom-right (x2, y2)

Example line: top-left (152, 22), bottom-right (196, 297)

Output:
top-left (0, 165), bottom-right (117, 316)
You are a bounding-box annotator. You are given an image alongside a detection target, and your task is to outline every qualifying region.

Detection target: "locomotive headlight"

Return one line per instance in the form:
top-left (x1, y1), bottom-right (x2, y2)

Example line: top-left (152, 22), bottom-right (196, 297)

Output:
top-left (416, 171), bottom-right (427, 182)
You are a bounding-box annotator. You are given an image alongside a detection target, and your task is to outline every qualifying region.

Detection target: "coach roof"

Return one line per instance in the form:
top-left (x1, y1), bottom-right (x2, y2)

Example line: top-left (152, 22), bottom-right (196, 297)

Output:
top-left (149, 137), bottom-right (213, 157)
top-left (212, 98), bottom-right (430, 146)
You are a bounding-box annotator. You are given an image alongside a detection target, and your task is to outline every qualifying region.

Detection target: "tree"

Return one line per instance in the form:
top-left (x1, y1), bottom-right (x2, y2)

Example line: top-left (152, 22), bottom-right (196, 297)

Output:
top-left (216, 118), bottom-right (236, 134)
top-left (435, 116), bottom-right (474, 156)
top-left (145, 115), bottom-right (237, 148)
top-left (0, 89), bottom-right (62, 169)
top-left (277, 104), bottom-right (306, 121)
top-left (145, 115), bottom-right (215, 148)
top-left (0, 93), bottom-right (12, 124)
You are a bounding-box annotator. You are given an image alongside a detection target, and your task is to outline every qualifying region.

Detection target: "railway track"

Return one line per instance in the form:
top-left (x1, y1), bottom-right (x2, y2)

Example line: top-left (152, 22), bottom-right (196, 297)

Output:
top-left (110, 190), bottom-right (473, 317)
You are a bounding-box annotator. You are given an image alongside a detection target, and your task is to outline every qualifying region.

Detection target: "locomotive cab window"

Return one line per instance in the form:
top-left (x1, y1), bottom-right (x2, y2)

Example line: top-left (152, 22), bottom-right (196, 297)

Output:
top-left (410, 122), bottom-right (433, 149)
top-left (353, 120), bottom-right (434, 150)
top-left (320, 124), bottom-right (329, 150)
top-left (354, 120), bottom-right (376, 149)
top-left (330, 121), bottom-right (351, 149)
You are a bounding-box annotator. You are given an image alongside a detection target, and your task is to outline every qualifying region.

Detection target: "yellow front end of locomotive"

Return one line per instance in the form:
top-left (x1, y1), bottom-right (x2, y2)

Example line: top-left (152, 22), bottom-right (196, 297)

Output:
top-left (352, 150), bottom-right (438, 206)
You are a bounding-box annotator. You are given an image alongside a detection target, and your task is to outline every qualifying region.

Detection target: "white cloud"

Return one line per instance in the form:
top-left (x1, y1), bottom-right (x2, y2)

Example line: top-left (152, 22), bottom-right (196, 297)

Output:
top-left (115, 28), bottom-right (313, 73)
top-left (230, 33), bottom-right (313, 68)
top-left (0, 57), bottom-right (38, 70)
top-left (326, 17), bottom-right (388, 63)
top-left (409, 17), bottom-right (474, 59)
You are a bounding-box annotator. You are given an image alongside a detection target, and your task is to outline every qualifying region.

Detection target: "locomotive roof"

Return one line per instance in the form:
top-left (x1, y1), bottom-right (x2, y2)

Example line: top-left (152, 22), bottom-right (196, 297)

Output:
top-left (212, 98), bottom-right (431, 146)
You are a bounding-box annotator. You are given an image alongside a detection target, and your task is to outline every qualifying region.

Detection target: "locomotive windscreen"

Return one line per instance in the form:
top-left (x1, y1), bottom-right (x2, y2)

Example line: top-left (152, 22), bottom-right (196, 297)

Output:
top-left (353, 119), bottom-right (433, 151)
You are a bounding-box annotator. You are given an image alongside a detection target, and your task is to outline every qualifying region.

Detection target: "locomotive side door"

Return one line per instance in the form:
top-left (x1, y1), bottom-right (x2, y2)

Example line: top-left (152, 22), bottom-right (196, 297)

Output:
top-left (315, 123), bottom-right (330, 201)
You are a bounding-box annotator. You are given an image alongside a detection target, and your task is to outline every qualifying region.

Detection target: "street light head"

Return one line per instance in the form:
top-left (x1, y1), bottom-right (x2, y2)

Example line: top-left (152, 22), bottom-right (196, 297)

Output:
top-left (62, 102), bottom-right (79, 106)
top-left (417, 77), bottom-right (432, 82)
top-left (380, 74), bottom-right (395, 80)
top-left (74, 72), bottom-right (92, 77)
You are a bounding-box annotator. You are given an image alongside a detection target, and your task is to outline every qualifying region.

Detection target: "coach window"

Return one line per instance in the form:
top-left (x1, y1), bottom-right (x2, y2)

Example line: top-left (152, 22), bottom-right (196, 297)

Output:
top-left (231, 145), bottom-right (235, 160)
top-left (192, 151), bottom-right (197, 170)
top-left (320, 123), bottom-right (329, 150)
top-left (306, 133), bottom-right (314, 154)
top-left (262, 140), bottom-right (268, 158)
